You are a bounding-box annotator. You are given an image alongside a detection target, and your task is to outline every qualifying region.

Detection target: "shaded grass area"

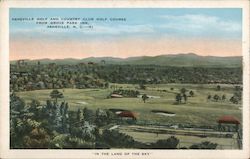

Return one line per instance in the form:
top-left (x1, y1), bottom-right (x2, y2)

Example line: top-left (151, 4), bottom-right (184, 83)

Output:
top-left (119, 128), bottom-right (237, 149)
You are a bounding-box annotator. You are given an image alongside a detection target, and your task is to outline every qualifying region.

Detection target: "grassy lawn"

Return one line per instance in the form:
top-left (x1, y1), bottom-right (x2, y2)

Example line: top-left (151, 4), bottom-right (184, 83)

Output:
top-left (16, 83), bottom-right (242, 126)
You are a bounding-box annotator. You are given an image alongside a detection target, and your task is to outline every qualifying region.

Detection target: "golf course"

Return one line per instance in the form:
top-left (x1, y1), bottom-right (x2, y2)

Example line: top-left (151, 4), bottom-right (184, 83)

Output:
top-left (16, 83), bottom-right (241, 126)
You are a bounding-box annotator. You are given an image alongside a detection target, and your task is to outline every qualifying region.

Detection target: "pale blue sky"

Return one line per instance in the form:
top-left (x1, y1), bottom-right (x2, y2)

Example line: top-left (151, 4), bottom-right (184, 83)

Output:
top-left (10, 8), bottom-right (242, 40)
top-left (10, 8), bottom-right (242, 60)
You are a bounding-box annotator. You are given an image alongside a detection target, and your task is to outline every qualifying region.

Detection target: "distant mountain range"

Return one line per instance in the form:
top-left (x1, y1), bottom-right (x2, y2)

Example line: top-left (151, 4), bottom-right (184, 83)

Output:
top-left (11, 53), bottom-right (242, 68)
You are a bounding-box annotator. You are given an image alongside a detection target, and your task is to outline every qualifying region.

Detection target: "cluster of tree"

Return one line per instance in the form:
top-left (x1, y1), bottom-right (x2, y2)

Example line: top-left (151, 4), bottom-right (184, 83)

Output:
top-left (230, 91), bottom-right (242, 104)
top-left (189, 141), bottom-right (218, 149)
top-left (10, 64), bottom-right (109, 92)
top-left (150, 136), bottom-right (179, 149)
top-left (97, 65), bottom-right (242, 84)
top-left (10, 63), bottom-right (242, 92)
top-left (207, 91), bottom-right (242, 104)
top-left (100, 130), bottom-right (138, 148)
top-left (108, 89), bottom-right (140, 98)
top-left (210, 85), bottom-right (242, 104)
top-left (207, 94), bottom-right (227, 102)
top-left (175, 88), bottom-right (194, 104)
top-left (10, 92), bottom-right (71, 148)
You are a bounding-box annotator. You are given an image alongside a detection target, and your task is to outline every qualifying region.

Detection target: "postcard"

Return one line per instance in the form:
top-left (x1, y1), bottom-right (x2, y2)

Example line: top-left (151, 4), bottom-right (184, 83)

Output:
top-left (0, 0), bottom-right (249, 159)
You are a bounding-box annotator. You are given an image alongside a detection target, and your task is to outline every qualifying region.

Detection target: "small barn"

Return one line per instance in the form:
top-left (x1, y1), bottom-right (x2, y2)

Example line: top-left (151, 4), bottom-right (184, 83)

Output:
top-left (217, 115), bottom-right (240, 132)
top-left (118, 111), bottom-right (137, 120)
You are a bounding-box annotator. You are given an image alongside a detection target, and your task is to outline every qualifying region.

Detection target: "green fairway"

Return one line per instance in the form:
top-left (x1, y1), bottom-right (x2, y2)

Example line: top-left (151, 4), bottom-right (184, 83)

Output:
top-left (16, 83), bottom-right (242, 126)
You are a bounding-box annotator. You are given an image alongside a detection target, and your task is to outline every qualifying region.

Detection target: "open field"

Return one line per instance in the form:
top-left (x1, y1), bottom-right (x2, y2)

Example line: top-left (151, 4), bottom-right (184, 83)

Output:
top-left (16, 83), bottom-right (242, 126)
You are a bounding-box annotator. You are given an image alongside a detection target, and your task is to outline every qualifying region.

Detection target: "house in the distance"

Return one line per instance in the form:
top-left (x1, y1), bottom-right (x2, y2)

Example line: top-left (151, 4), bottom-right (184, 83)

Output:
top-left (118, 111), bottom-right (137, 120)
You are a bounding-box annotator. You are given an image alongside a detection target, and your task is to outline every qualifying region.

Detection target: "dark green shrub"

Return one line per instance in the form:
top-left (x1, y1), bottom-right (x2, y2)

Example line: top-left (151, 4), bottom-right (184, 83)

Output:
top-left (150, 136), bottom-right (179, 149)
top-left (189, 141), bottom-right (218, 149)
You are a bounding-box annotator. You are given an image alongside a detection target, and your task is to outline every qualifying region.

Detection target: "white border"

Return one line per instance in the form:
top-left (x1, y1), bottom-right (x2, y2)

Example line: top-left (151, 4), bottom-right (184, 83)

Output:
top-left (0, 0), bottom-right (249, 159)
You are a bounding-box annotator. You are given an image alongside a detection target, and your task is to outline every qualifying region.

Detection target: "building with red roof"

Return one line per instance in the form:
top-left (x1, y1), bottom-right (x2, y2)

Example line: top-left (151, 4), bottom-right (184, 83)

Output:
top-left (217, 115), bottom-right (240, 125)
top-left (217, 115), bottom-right (240, 132)
top-left (118, 111), bottom-right (137, 120)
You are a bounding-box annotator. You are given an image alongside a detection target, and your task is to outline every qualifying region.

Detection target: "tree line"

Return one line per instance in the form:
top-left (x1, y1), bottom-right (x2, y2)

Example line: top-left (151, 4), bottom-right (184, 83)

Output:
top-left (10, 63), bottom-right (242, 92)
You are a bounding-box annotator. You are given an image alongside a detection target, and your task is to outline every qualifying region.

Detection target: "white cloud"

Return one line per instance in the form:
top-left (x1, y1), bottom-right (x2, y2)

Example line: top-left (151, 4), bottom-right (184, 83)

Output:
top-left (160, 14), bottom-right (241, 33)
top-left (11, 14), bottom-right (241, 38)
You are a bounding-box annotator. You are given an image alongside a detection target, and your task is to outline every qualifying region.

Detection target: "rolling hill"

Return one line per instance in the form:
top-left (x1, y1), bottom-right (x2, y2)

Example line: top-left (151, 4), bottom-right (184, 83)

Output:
top-left (10, 53), bottom-right (242, 68)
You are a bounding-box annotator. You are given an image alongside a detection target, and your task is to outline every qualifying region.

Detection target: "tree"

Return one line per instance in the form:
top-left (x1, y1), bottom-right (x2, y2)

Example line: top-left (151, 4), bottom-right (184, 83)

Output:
top-left (213, 94), bottom-right (220, 102)
top-left (10, 93), bottom-right (25, 113)
top-left (102, 130), bottom-right (136, 148)
top-left (234, 91), bottom-right (242, 100)
top-left (54, 103), bottom-right (63, 132)
top-left (50, 89), bottom-right (64, 103)
top-left (235, 86), bottom-right (242, 91)
top-left (142, 94), bottom-right (149, 103)
top-left (61, 102), bottom-right (69, 133)
top-left (189, 141), bottom-right (218, 149)
top-left (83, 107), bottom-right (94, 122)
top-left (151, 136), bottom-right (179, 149)
top-left (216, 85), bottom-right (221, 91)
top-left (222, 94), bottom-right (226, 101)
top-left (230, 96), bottom-right (239, 104)
top-left (207, 94), bottom-right (211, 100)
top-left (10, 93), bottom-right (28, 148)
top-left (49, 134), bottom-right (69, 149)
top-left (175, 93), bottom-right (182, 104)
top-left (189, 90), bottom-right (194, 97)
top-left (29, 100), bottom-right (41, 120)
top-left (60, 102), bottom-right (65, 115)
top-left (180, 88), bottom-right (187, 94)
top-left (139, 84), bottom-right (146, 90)
top-left (95, 108), bottom-right (108, 127)
top-left (183, 93), bottom-right (187, 103)
top-left (101, 60), bottom-right (106, 65)
top-left (23, 128), bottom-right (50, 148)
top-left (46, 100), bottom-right (53, 110)
top-left (104, 82), bottom-right (109, 89)
top-left (64, 103), bottom-right (69, 113)
top-left (77, 108), bottom-right (84, 124)
top-left (81, 121), bottom-right (96, 141)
